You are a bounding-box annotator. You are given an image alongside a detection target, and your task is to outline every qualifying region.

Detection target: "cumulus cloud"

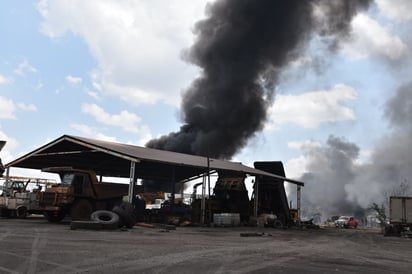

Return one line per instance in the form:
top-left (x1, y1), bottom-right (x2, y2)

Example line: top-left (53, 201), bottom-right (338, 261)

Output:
top-left (0, 131), bottom-right (18, 163)
top-left (0, 75), bottom-right (12, 84)
top-left (17, 102), bottom-right (37, 111)
top-left (341, 14), bottom-right (407, 60)
top-left (70, 123), bottom-right (119, 142)
top-left (86, 89), bottom-right (101, 100)
top-left (37, 0), bottom-right (209, 106)
top-left (81, 103), bottom-right (150, 135)
top-left (376, 0), bottom-right (412, 22)
top-left (70, 122), bottom-right (151, 146)
top-left (0, 97), bottom-right (16, 119)
top-left (14, 60), bottom-right (37, 76)
top-left (66, 75), bottom-right (82, 85)
top-left (268, 84), bottom-right (357, 129)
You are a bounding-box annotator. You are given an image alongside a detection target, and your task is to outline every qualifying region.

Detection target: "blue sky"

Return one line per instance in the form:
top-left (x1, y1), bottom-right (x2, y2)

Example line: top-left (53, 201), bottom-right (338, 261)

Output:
top-left (1, 0), bottom-right (412, 208)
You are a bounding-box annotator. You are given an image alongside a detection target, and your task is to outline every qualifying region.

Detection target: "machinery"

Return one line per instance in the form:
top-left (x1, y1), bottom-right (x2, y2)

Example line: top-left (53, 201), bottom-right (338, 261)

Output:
top-left (38, 167), bottom-right (129, 222)
top-left (191, 171), bottom-right (250, 225)
top-left (0, 176), bottom-right (55, 218)
top-left (253, 161), bottom-right (293, 227)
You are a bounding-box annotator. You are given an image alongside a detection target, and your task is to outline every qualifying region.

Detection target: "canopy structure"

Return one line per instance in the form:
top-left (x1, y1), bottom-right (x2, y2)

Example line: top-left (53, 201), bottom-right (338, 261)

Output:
top-left (6, 135), bottom-right (304, 186)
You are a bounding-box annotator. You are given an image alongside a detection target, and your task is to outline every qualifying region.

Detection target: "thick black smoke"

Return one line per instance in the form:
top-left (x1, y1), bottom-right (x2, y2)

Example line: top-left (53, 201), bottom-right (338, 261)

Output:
top-left (146, 0), bottom-right (372, 159)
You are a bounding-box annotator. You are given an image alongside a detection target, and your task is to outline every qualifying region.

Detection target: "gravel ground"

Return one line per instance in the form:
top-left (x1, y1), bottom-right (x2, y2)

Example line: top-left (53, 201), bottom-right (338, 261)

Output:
top-left (0, 216), bottom-right (411, 274)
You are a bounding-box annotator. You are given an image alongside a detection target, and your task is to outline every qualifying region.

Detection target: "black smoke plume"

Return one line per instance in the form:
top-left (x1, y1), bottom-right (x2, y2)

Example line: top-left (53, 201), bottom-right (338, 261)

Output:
top-left (146, 0), bottom-right (372, 160)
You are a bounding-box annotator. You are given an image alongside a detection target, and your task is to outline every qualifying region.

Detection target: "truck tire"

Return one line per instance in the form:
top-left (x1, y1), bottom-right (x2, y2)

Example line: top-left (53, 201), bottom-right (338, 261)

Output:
top-left (90, 210), bottom-right (120, 229)
top-left (16, 206), bottom-right (27, 218)
top-left (112, 202), bottom-right (136, 228)
top-left (70, 199), bottom-right (94, 221)
top-left (45, 211), bottom-right (66, 223)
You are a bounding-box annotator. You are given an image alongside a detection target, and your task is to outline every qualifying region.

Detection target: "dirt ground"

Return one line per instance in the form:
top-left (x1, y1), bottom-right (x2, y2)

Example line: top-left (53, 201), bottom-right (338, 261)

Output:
top-left (0, 216), bottom-right (411, 274)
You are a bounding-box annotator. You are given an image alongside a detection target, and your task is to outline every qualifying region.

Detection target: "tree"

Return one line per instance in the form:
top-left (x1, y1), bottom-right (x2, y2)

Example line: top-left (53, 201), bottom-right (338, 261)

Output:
top-left (368, 202), bottom-right (386, 228)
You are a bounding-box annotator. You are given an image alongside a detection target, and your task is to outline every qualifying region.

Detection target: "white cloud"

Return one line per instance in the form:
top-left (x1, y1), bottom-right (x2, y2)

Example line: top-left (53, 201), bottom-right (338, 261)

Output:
top-left (284, 155), bottom-right (308, 180)
top-left (284, 140), bottom-right (322, 179)
top-left (0, 97), bottom-right (16, 119)
top-left (86, 89), bottom-right (101, 100)
top-left (341, 14), bottom-right (407, 60)
top-left (81, 103), bottom-right (147, 134)
top-left (14, 60), bottom-right (37, 76)
top-left (0, 75), bottom-right (12, 84)
top-left (70, 123), bottom-right (119, 142)
top-left (268, 84), bottom-right (357, 129)
top-left (376, 0), bottom-right (412, 21)
top-left (38, 0), bottom-right (209, 107)
top-left (288, 140), bottom-right (322, 151)
top-left (0, 131), bottom-right (18, 163)
top-left (289, 56), bottom-right (313, 68)
top-left (70, 122), bottom-right (151, 146)
top-left (66, 75), bottom-right (82, 85)
top-left (17, 102), bottom-right (37, 111)
top-left (70, 123), bottom-right (96, 135)
top-left (35, 80), bottom-right (43, 90)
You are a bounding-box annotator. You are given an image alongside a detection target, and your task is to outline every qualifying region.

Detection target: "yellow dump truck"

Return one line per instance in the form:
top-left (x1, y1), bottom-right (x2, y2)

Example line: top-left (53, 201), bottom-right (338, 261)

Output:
top-left (39, 167), bottom-right (129, 222)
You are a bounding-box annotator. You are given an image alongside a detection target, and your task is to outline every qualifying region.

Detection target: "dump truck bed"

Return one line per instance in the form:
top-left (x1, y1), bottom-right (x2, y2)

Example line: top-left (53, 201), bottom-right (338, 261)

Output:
top-left (93, 182), bottom-right (129, 200)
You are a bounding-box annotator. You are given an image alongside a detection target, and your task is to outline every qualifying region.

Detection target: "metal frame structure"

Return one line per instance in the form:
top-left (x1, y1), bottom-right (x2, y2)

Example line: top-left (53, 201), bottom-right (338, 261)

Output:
top-left (5, 135), bottom-right (304, 208)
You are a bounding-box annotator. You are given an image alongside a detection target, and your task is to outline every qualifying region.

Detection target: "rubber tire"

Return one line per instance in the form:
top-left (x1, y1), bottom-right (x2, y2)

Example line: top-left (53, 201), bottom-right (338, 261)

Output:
top-left (112, 202), bottom-right (136, 228)
top-left (45, 211), bottom-right (66, 223)
top-left (90, 210), bottom-right (120, 230)
top-left (273, 220), bottom-right (283, 229)
top-left (70, 199), bottom-right (94, 221)
top-left (16, 206), bottom-right (28, 218)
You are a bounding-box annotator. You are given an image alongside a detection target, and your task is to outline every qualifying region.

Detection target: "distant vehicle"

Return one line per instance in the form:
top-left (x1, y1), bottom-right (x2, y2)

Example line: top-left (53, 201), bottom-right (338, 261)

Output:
top-left (0, 176), bottom-right (56, 218)
top-left (335, 216), bottom-right (359, 228)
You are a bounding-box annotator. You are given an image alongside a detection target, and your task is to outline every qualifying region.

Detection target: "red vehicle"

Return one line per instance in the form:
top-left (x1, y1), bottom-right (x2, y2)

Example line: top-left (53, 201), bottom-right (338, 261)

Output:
top-left (335, 216), bottom-right (359, 228)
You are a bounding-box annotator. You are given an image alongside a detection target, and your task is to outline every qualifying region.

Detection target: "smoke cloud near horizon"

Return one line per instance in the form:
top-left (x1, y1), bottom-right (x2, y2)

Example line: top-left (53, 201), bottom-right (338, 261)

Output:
top-left (296, 82), bottom-right (412, 220)
top-left (146, 0), bottom-right (372, 160)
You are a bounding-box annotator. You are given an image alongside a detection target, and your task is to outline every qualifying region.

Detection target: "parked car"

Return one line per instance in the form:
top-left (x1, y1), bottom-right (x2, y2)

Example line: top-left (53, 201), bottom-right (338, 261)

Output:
top-left (335, 216), bottom-right (359, 228)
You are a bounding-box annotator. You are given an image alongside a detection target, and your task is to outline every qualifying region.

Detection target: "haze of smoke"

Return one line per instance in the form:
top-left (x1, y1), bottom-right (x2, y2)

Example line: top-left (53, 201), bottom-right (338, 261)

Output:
top-left (296, 82), bottom-right (412, 220)
top-left (146, 0), bottom-right (372, 160)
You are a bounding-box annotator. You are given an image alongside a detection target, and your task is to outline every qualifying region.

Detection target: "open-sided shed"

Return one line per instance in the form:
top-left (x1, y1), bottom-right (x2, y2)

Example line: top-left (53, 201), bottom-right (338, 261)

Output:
top-left (5, 135), bottom-right (303, 185)
top-left (4, 135), bottom-right (304, 222)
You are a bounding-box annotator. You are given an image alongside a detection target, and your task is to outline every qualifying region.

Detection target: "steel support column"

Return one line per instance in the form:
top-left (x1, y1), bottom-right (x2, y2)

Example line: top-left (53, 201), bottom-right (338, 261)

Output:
top-left (253, 178), bottom-right (259, 217)
top-left (170, 166), bottom-right (176, 212)
top-left (297, 185), bottom-right (301, 222)
top-left (200, 175), bottom-right (206, 225)
top-left (128, 161), bottom-right (136, 203)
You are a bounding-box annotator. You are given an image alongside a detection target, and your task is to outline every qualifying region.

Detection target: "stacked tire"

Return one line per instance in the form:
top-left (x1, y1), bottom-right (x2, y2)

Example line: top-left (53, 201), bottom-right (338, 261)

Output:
top-left (112, 202), bottom-right (137, 228)
top-left (90, 210), bottom-right (120, 230)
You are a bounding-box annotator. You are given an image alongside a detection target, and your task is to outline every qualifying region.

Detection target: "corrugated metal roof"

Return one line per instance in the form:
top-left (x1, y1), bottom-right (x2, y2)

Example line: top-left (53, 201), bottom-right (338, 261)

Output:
top-left (6, 134), bottom-right (303, 185)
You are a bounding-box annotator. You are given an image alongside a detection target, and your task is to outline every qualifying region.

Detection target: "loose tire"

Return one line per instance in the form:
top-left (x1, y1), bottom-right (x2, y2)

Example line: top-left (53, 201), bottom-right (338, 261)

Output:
top-left (90, 210), bottom-right (120, 229)
top-left (70, 199), bottom-right (94, 221)
top-left (112, 202), bottom-right (136, 228)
